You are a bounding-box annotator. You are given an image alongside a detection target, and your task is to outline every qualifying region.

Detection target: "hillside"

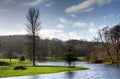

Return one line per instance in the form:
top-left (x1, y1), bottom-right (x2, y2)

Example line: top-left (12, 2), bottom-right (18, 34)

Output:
top-left (0, 35), bottom-right (94, 59)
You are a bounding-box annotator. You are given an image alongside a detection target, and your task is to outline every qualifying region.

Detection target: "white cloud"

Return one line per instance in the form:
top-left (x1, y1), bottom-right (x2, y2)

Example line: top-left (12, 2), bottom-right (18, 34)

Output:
top-left (14, 30), bottom-right (27, 35)
top-left (88, 25), bottom-right (106, 38)
top-left (39, 29), bottom-right (86, 41)
top-left (45, 4), bottom-right (52, 7)
top-left (89, 27), bottom-right (98, 33)
top-left (0, 9), bottom-right (9, 12)
top-left (22, 0), bottom-right (44, 6)
top-left (0, 23), bottom-right (26, 35)
top-left (70, 14), bottom-right (76, 18)
top-left (80, 7), bottom-right (94, 12)
top-left (89, 22), bottom-right (95, 27)
top-left (57, 17), bottom-right (95, 29)
top-left (39, 29), bottom-right (65, 39)
top-left (0, 29), bottom-right (27, 35)
top-left (74, 22), bottom-right (87, 28)
top-left (57, 17), bottom-right (70, 29)
top-left (15, 24), bottom-right (25, 28)
top-left (57, 24), bottom-right (65, 29)
top-left (74, 22), bottom-right (95, 28)
top-left (1, 0), bottom-right (14, 4)
top-left (68, 32), bottom-right (85, 40)
top-left (45, 2), bottom-right (55, 7)
top-left (65, 0), bottom-right (112, 13)
top-left (103, 14), bottom-right (115, 20)
top-left (57, 17), bottom-right (68, 24)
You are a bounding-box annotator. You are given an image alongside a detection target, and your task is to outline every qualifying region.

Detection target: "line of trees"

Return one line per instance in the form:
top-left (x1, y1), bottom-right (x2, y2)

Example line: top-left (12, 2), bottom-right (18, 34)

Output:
top-left (0, 36), bottom-right (89, 59)
top-left (88, 24), bottom-right (120, 64)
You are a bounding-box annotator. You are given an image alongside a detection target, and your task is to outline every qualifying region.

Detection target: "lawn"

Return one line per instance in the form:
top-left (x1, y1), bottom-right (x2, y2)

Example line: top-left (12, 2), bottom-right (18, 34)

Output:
top-left (0, 66), bottom-right (88, 77)
top-left (0, 59), bottom-right (89, 77)
top-left (0, 59), bottom-right (31, 66)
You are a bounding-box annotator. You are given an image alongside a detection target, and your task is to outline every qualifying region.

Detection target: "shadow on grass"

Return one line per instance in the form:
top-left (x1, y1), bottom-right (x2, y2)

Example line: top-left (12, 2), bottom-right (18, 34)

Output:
top-left (0, 62), bottom-right (10, 66)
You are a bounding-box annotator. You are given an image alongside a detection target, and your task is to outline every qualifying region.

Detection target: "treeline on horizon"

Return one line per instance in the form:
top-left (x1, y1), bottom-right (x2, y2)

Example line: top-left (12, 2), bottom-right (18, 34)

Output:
top-left (0, 23), bottom-right (119, 63)
top-left (0, 35), bottom-right (91, 60)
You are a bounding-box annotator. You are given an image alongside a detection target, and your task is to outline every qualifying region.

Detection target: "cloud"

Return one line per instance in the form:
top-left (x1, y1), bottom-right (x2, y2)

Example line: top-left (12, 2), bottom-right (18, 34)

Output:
top-left (57, 17), bottom-right (68, 24)
top-left (0, 23), bottom-right (27, 35)
top-left (0, 0), bottom-right (14, 4)
top-left (0, 29), bottom-right (27, 35)
top-left (5, 0), bottom-right (14, 3)
top-left (0, 9), bottom-right (9, 12)
top-left (39, 29), bottom-right (65, 39)
top-left (74, 22), bottom-right (95, 28)
top-left (70, 14), bottom-right (76, 18)
top-left (57, 17), bottom-right (95, 29)
top-left (68, 32), bottom-right (85, 40)
top-left (22, 0), bottom-right (44, 6)
top-left (88, 27), bottom-right (98, 33)
top-left (39, 29), bottom-right (87, 41)
top-left (45, 2), bottom-right (55, 7)
top-left (103, 14), bottom-right (115, 20)
top-left (57, 17), bottom-right (69, 29)
top-left (65, 0), bottom-right (112, 13)
top-left (56, 24), bottom-right (65, 29)
top-left (57, 17), bottom-right (73, 29)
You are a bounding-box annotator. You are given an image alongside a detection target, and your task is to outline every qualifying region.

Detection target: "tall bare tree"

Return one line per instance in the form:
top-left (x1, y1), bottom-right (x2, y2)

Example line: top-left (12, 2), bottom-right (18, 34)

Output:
top-left (98, 27), bottom-right (113, 63)
top-left (26, 8), bottom-right (41, 66)
top-left (110, 24), bottom-right (120, 61)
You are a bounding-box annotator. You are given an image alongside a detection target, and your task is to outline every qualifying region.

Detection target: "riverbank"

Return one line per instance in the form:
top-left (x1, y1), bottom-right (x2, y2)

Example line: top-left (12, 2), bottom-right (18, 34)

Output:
top-left (0, 59), bottom-right (89, 77)
top-left (0, 66), bottom-right (88, 77)
top-left (42, 56), bottom-right (87, 62)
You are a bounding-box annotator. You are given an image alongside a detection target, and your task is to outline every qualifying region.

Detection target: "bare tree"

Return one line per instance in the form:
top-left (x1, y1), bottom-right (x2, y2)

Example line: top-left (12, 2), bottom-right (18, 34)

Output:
top-left (110, 24), bottom-right (120, 62)
top-left (26, 8), bottom-right (41, 66)
top-left (98, 27), bottom-right (113, 63)
top-left (7, 47), bottom-right (13, 62)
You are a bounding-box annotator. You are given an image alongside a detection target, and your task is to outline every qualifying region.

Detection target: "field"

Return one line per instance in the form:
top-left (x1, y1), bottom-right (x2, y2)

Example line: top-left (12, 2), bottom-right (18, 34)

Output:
top-left (0, 59), bottom-right (89, 77)
top-left (0, 66), bottom-right (88, 77)
top-left (0, 59), bottom-right (31, 66)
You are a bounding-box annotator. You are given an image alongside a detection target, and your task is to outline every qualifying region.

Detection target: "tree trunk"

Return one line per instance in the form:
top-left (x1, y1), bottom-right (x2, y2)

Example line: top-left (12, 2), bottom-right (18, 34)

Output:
top-left (33, 32), bottom-right (35, 66)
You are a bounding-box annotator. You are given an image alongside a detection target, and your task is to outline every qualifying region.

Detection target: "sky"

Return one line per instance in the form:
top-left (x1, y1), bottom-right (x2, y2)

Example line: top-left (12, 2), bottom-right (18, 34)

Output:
top-left (0, 0), bottom-right (120, 41)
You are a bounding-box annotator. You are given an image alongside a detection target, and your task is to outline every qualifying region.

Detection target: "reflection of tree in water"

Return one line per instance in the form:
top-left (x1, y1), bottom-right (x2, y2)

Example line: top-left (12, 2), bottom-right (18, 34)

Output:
top-left (66, 71), bottom-right (75, 79)
top-left (30, 75), bottom-right (40, 79)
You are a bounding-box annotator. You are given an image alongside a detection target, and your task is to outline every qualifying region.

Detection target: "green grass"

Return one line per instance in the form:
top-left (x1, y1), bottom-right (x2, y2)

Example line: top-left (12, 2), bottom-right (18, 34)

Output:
top-left (0, 59), bottom-right (89, 77)
top-left (45, 57), bottom-right (63, 61)
top-left (78, 57), bottom-right (86, 61)
top-left (45, 56), bottom-right (87, 61)
top-left (0, 59), bottom-right (31, 66)
top-left (0, 66), bottom-right (89, 77)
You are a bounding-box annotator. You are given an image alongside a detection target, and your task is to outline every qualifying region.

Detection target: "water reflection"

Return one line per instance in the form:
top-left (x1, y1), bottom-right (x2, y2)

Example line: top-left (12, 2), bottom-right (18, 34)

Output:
top-left (65, 71), bottom-right (75, 79)
top-left (30, 75), bottom-right (40, 79)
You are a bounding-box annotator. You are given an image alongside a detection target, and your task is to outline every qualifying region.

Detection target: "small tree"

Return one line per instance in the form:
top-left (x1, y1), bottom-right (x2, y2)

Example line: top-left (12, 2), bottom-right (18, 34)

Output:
top-left (64, 45), bottom-right (77, 68)
top-left (19, 56), bottom-right (25, 63)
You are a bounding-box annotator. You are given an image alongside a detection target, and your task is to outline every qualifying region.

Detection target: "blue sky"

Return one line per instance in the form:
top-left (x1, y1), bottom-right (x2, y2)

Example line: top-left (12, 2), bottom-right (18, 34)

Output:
top-left (0, 0), bottom-right (120, 41)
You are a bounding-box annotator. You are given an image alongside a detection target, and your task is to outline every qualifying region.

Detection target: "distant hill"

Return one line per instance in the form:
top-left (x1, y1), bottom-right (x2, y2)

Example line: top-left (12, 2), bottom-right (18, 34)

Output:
top-left (0, 35), bottom-right (96, 59)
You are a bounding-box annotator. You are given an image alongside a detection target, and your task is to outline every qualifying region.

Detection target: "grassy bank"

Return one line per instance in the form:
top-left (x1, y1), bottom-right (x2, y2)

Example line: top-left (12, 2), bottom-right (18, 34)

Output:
top-left (45, 56), bottom-right (87, 62)
top-left (0, 59), bottom-right (89, 77)
top-left (0, 59), bottom-right (31, 66)
top-left (0, 66), bottom-right (88, 77)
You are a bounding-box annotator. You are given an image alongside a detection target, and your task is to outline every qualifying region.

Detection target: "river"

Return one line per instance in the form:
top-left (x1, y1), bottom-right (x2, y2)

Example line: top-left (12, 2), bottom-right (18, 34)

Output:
top-left (0, 62), bottom-right (120, 79)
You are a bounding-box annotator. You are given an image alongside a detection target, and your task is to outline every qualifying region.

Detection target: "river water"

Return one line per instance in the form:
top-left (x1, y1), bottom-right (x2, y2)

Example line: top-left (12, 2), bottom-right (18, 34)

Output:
top-left (0, 62), bottom-right (120, 79)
